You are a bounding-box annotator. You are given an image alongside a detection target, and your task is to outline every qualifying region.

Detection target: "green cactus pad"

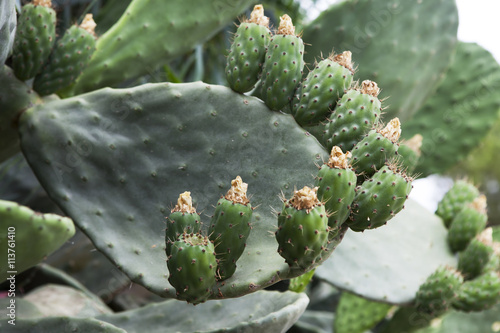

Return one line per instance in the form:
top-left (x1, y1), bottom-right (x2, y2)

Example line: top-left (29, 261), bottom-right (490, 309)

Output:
top-left (315, 147), bottom-right (357, 232)
top-left (303, 0), bottom-right (458, 121)
top-left (167, 233), bottom-right (217, 304)
top-left (403, 42), bottom-right (500, 175)
top-left (18, 81), bottom-right (334, 299)
top-left (97, 291), bottom-right (308, 333)
top-left (0, 66), bottom-right (41, 163)
top-left (33, 23), bottom-right (96, 96)
top-left (1, 317), bottom-right (126, 333)
top-left (335, 292), bottom-right (392, 333)
top-left (71, 0), bottom-right (254, 94)
top-left (0, 199), bottom-right (75, 281)
top-left (414, 266), bottom-right (463, 318)
top-left (260, 15), bottom-right (304, 111)
top-left (292, 53), bottom-right (354, 126)
top-left (225, 9), bottom-right (271, 93)
top-left (458, 230), bottom-right (494, 280)
top-left (435, 180), bottom-right (479, 229)
top-left (348, 165), bottom-right (413, 232)
top-left (323, 82), bottom-right (382, 152)
top-left (315, 199), bottom-right (457, 305)
top-left (11, 3), bottom-right (56, 81)
top-left (0, 0), bottom-right (16, 65)
top-left (165, 192), bottom-right (201, 257)
top-left (447, 197), bottom-right (488, 253)
top-left (276, 186), bottom-right (329, 272)
top-left (452, 271), bottom-right (500, 312)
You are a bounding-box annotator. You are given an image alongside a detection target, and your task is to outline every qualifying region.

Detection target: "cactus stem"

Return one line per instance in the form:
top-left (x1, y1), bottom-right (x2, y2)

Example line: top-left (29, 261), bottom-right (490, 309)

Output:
top-left (379, 118), bottom-right (401, 143)
top-left (225, 176), bottom-right (250, 205)
top-left (360, 80), bottom-right (380, 97)
top-left (80, 13), bottom-right (97, 37)
top-left (171, 191), bottom-right (197, 214)
top-left (248, 4), bottom-right (269, 28)
top-left (277, 14), bottom-right (295, 36)
top-left (289, 186), bottom-right (320, 212)
top-left (326, 146), bottom-right (351, 169)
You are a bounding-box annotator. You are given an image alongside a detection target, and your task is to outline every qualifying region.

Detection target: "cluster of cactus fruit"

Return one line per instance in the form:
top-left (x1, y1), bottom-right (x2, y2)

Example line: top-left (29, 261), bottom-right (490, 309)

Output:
top-left (415, 180), bottom-right (500, 319)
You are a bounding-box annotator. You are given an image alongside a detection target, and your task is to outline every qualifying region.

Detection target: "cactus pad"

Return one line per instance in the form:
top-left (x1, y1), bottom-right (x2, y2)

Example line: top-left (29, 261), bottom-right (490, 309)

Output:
top-left (0, 0), bottom-right (16, 66)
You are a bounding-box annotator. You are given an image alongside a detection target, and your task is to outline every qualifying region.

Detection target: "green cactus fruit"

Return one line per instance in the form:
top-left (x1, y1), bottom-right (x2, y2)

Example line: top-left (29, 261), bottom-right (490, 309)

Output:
top-left (348, 164), bottom-right (413, 232)
top-left (275, 186), bottom-right (329, 271)
top-left (11, 1), bottom-right (56, 81)
top-left (315, 146), bottom-right (356, 234)
top-left (289, 268), bottom-right (315, 293)
top-left (398, 134), bottom-right (422, 174)
top-left (259, 14), bottom-right (304, 111)
top-left (452, 271), bottom-right (500, 312)
top-left (458, 228), bottom-right (494, 280)
top-left (447, 195), bottom-right (488, 253)
top-left (484, 242), bottom-right (500, 273)
top-left (33, 14), bottom-right (97, 96)
top-left (208, 176), bottom-right (253, 281)
top-left (225, 5), bottom-right (271, 93)
top-left (323, 80), bottom-right (382, 152)
top-left (292, 51), bottom-right (354, 126)
top-left (414, 266), bottom-right (463, 318)
top-left (165, 191), bottom-right (202, 257)
top-left (436, 180), bottom-right (480, 229)
top-left (350, 118), bottom-right (401, 178)
top-left (167, 232), bottom-right (217, 304)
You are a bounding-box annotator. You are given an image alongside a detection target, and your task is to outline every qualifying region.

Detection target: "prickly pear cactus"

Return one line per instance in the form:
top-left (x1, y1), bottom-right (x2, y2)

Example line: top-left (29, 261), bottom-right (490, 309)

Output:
top-left (165, 191), bottom-right (201, 257)
top-left (457, 228), bottom-right (494, 280)
top-left (323, 80), bottom-right (382, 152)
top-left (276, 186), bottom-right (329, 271)
top-left (167, 232), bottom-right (217, 304)
top-left (11, 0), bottom-right (56, 81)
top-left (435, 180), bottom-right (480, 229)
top-left (259, 14), bottom-right (304, 111)
top-left (289, 269), bottom-right (316, 293)
top-left (33, 14), bottom-right (97, 96)
top-left (225, 5), bottom-right (271, 93)
top-left (292, 52), bottom-right (354, 126)
top-left (452, 271), bottom-right (500, 312)
top-left (209, 176), bottom-right (253, 281)
top-left (398, 134), bottom-right (422, 174)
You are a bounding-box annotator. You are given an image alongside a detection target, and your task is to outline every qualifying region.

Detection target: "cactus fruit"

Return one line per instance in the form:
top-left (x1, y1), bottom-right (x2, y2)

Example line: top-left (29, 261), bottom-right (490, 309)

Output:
top-left (225, 5), bottom-right (271, 93)
top-left (398, 134), bottom-right (422, 174)
top-left (348, 164), bottom-right (413, 232)
top-left (447, 195), bottom-right (488, 253)
top-left (452, 271), bottom-right (500, 312)
top-left (436, 180), bottom-right (480, 229)
top-left (33, 14), bottom-right (97, 96)
top-left (323, 80), bottom-right (382, 152)
top-left (11, 0), bottom-right (57, 81)
top-left (349, 118), bottom-right (401, 178)
top-left (208, 176), bottom-right (253, 281)
top-left (458, 228), bottom-right (494, 280)
top-left (259, 14), bottom-right (304, 111)
top-left (275, 186), bottom-right (329, 271)
top-left (165, 191), bottom-right (202, 257)
top-left (315, 146), bottom-right (356, 233)
top-left (414, 266), bottom-right (463, 318)
top-left (292, 51), bottom-right (354, 126)
top-left (484, 242), bottom-right (500, 273)
top-left (166, 232), bottom-right (217, 304)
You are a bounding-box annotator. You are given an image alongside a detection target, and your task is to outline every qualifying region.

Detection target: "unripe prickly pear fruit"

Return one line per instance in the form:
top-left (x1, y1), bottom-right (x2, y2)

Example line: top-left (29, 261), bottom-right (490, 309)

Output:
top-left (259, 14), bottom-right (304, 111)
top-left (350, 118), bottom-right (401, 178)
top-left (348, 164), bottom-right (413, 232)
top-left (275, 186), bottom-right (329, 271)
top-left (165, 191), bottom-right (202, 257)
top-left (315, 147), bottom-right (356, 234)
top-left (167, 232), bottom-right (217, 304)
top-left (452, 271), bottom-right (500, 312)
top-left (447, 195), bottom-right (488, 253)
top-left (324, 80), bottom-right (382, 152)
top-left (11, 0), bottom-right (56, 81)
top-left (292, 51), bottom-right (354, 126)
top-left (436, 180), bottom-right (480, 229)
top-left (398, 134), bottom-right (422, 174)
top-left (458, 228), bottom-right (494, 280)
top-left (208, 176), bottom-right (253, 281)
top-left (484, 242), bottom-right (500, 273)
top-left (415, 266), bottom-right (463, 318)
top-left (33, 14), bottom-right (97, 96)
top-left (225, 5), bottom-right (271, 93)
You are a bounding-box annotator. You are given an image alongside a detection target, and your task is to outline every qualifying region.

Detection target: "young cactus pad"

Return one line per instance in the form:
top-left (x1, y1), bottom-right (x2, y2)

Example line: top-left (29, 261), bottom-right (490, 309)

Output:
top-left (209, 176), bottom-right (253, 281)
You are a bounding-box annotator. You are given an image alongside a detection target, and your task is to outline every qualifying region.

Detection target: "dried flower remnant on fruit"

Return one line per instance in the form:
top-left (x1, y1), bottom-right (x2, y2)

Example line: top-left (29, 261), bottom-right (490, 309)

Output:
top-left (289, 186), bottom-right (320, 212)
top-left (405, 134), bottom-right (423, 155)
top-left (248, 4), bottom-right (269, 27)
top-left (360, 80), bottom-right (380, 97)
top-left (380, 118), bottom-right (401, 143)
top-left (171, 191), bottom-right (197, 214)
top-left (333, 51), bottom-right (354, 72)
top-left (470, 194), bottom-right (487, 214)
top-left (476, 227), bottom-right (493, 246)
top-left (33, 0), bottom-right (52, 7)
top-left (327, 146), bottom-right (351, 169)
top-left (80, 14), bottom-right (97, 37)
top-left (225, 176), bottom-right (250, 205)
top-left (277, 14), bottom-right (295, 36)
